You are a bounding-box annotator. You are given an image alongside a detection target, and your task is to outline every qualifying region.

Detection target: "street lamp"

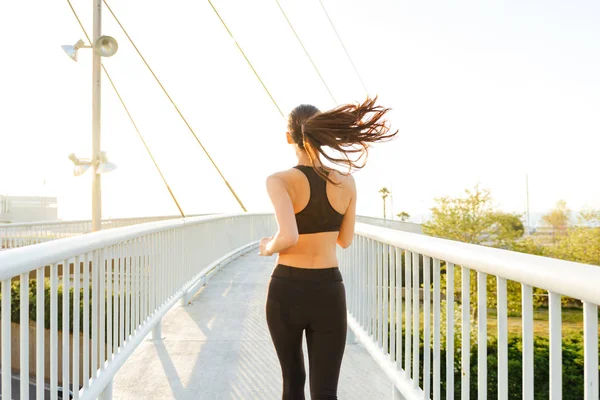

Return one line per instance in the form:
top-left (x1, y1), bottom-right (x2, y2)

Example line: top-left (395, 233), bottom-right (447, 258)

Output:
top-left (68, 152), bottom-right (117, 177)
top-left (61, 0), bottom-right (118, 232)
top-left (61, 36), bottom-right (118, 62)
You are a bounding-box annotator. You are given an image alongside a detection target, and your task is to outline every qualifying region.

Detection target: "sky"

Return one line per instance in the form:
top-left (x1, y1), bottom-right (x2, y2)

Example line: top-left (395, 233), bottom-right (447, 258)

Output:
top-left (0, 0), bottom-right (599, 222)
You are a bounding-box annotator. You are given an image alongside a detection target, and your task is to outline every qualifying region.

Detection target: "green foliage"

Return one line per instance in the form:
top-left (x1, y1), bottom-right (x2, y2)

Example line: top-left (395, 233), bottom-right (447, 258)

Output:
top-left (548, 209), bottom-right (600, 266)
top-left (404, 328), bottom-right (598, 399)
top-left (0, 278), bottom-right (121, 340)
top-left (423, 184), bottom-right (524, 248)
top-left (397, 211), bottom-right (410, 221)
top-left (542, 200), bottom-right (571, 231)
top-left (0, 279), bottom-right (89, 333)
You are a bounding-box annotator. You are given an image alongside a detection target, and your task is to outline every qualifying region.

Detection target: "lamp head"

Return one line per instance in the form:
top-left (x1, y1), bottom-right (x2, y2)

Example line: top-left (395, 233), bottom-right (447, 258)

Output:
top-left (94, 36), bottom-right (118, 57)
top-left (61, 39), bottom-right (87, 62)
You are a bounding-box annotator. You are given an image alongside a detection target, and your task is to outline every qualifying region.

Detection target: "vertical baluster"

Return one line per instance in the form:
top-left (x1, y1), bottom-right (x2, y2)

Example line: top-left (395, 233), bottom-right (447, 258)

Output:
top-left (549, 291), bottom-right (562, 400)
top-left (142, 237), bottom-right (147, 324)
top-left (478, 272), bottom-right (487, 399)
top-left (497, 277), bottom-right (508, 400)
top-left (51, 263), bottom-right (59, 399)
top-left (62, 260), bottom-right (70, 397)
top-left (405, 250), bottom-right (412, 378)
top-left (423, 256), bottom-right (431, 399)
top-left (135, 238), bottom-right (140, 330)
top-left (72, 256), bottom-right (81, 399)
top-left (152, 233), bottom-right (157, 315)
top-left (583, 302), bottom-right (598, 400)
top-left (1, 278), bottom-right (11, 400)
top-left (396, 248), bottom-right (403, 372)
top-left (354, 235), bottom-right (358, 320)
top-left (120, 243), bottom-right (126, 348)
top-left (158, 232), bottom-right (163, 307)
top-left (357, 236), bottom-right (362, 327)
top-left (83, 253), bottom-right (90, 389)
top-left (107, 248), bottom-right (113, 360)
top-left (99, 249), bottom-right (106, 370)
top-left (362, 237), bottom-right (367, 331)
top-left (383, 244), bottom-right (389, 355)
top-left (365, 238), bottom-right (369, 334)
top-left (446, 262), bottom-right (455, 400)
top-left (353, 235), bottom-right (358, 318)
top-left (136, 238), bottom-right (142, 328)
top-left (369, 239), bottom-right (375, 337)
top-left (412, 252), bottom-right (419, 387)
top-left (461, 267), bottom-right (470, 400)
top-left (91, 251), bottom-right (98, 379)
top-left (126, 240), bottom-right (132, 341)
top-left (36, 266), bottom-right (45, 399)
top-left (352, 237), bottom-right (358, 318)
top-left (390, 246), bottom-right (396, 363)
top-left (378, 242), bottom-right (384, 348)
top-left (20, 273), bottom-right (30, 399)
top-left (522, 284), bottom-right (533, 400)
top-left (433, 258), bottom-right (442, 400)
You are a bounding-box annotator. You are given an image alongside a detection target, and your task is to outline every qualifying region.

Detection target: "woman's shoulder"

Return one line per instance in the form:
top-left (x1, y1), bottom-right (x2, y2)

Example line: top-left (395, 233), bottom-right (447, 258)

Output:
top-left (266, 167), bottom-right (300, 182)
top-left (265, 168), bottom-right (300, 191)
top-left (328, 169), bottom-right (355, 189)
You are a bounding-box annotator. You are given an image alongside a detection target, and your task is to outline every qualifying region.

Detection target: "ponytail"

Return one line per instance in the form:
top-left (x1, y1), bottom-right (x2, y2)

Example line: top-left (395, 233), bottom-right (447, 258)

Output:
top-left (299, 97), bottom-right (398, 184)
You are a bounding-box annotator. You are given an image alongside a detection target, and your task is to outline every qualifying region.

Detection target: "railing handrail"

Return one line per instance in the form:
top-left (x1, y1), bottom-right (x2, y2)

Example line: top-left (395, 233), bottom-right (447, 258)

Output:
top-left (0, 213), bottom-right (277, 400)
top-left (355, 222), bottom-right (600, 305)
top-left (0, 213), bottom-right (270, 280)
top-left (0, 214), bottom-right (209, 229)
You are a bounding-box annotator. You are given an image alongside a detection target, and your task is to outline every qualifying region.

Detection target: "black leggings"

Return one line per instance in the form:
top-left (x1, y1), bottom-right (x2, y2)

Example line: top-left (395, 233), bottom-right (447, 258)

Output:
top-left (266, 264), bottom-right (347, 400)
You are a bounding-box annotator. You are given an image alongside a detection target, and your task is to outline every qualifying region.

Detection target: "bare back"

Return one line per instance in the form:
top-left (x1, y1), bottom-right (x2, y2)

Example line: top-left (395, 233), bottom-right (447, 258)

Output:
top-left (274, 167), bottom-right (356, 269)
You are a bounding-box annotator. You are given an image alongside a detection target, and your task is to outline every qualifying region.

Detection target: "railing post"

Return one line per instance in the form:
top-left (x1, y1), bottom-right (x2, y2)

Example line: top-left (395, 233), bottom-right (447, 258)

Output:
top-left (181, 291), bottom-right (190, 306)
top-left (152, 320), bottom-right (164, 340)
top-left (346, 326), bottom-right (356, 344)
top-left (99, 380), bottom-right (113, 400)
top-left (392, 385), bottom-right (406, 400)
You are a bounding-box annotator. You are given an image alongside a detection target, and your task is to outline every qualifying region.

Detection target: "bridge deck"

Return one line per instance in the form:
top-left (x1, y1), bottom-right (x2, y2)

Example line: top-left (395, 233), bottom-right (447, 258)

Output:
top-left (114, 251), bottom-right (391, 399)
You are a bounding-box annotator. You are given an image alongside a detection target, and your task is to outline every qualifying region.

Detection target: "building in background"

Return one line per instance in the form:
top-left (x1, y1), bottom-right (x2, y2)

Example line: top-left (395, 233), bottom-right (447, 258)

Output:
top-left (0, 195), bottom-right (58, 223)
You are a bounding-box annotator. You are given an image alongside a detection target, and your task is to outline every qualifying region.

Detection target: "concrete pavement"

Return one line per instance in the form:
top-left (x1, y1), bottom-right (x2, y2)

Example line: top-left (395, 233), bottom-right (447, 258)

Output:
top-left (113, 251), bottom-right (391, 399)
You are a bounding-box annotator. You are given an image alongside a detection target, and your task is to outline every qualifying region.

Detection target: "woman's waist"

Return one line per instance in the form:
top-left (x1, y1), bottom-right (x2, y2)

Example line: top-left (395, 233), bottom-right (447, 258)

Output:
top-left (277, 250), bottom-right (337, 268)
top-left (271, 264), bottom-right (343, 282)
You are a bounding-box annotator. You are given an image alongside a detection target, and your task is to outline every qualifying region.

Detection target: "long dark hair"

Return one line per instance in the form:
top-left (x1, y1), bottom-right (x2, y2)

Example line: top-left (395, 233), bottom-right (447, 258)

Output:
top-left (287, 97), bottom-right (398, 183)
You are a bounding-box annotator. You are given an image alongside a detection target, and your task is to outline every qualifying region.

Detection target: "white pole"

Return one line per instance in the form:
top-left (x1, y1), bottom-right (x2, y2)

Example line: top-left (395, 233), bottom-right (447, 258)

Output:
top-left (92, 0), bottom-right (102, 232)
top-left (526, 173), bottom-right (531, 235)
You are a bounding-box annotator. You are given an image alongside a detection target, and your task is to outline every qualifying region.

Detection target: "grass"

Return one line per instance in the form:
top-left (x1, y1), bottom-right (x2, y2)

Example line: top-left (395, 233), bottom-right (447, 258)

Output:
top-left (486, 308), bottom-right (592, 336)
top-left (401, 307), bottom-right (597, 338)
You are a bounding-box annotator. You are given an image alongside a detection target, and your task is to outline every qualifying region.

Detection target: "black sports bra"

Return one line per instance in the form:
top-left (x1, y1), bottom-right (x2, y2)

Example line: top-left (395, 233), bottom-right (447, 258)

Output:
top-left (293, 165), bottom-right (345, 234)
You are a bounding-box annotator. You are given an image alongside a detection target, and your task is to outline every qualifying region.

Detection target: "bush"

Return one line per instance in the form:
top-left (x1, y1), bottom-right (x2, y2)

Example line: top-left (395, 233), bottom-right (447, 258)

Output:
top-left (0, 279), bottom-right (121, 339)
top-left (409, 330), bottom-right (599, 399)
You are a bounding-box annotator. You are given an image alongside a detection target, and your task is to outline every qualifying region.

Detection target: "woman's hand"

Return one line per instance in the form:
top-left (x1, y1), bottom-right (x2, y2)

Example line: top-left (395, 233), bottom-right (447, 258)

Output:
top-left (258, 236), bottom-right (274, 256)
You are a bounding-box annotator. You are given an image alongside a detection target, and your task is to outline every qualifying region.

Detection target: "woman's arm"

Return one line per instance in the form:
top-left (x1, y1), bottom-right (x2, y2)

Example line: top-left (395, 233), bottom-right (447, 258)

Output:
top-left (337, 175), bottom-right (357, 248)
top-left (260, 174), bottom-right (299, 256)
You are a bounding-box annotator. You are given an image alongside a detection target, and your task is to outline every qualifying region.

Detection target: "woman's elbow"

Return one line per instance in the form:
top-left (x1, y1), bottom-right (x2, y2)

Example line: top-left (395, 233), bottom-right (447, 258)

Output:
top-left (337, 236), bottom-right (353, 249)
top-left (282, 232), bottom-right (299, 249)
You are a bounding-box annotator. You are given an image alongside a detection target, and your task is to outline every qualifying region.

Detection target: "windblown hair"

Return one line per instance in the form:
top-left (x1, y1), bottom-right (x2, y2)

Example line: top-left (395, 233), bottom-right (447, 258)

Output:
top-left (287, 97), bottom-right (398, 184)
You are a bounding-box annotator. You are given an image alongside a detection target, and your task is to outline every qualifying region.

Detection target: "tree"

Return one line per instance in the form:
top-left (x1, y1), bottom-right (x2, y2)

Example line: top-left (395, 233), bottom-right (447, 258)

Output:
top-left (379, 187), bottom-right (390, 219)
top-left (549, 209), bottom-right (600, 266)
top-left (542, 200), bottom-right (571, 241)
top-left (423, 184), bottom-right (524, 248)
top-left (397, 211), bottom-right (410, 222)
top-left (423, 184), bottom-right (527, 318)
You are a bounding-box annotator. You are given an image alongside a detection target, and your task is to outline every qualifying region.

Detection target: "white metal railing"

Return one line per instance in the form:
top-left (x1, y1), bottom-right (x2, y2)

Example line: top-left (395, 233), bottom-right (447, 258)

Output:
top-left (356, 215), bottom-right (424, 235)
top-left (0, 214), bottom-right (209, 249)
top-left (338, 222), bottom-right (600, 400)
top-left (0, 213), bottom-right (275, 400)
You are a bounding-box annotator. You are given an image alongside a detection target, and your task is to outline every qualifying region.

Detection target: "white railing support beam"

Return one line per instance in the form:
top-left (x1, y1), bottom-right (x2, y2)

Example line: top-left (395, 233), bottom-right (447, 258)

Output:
top-left (347, 326), bottom-right (357, 344)
top-left (99, 380), bottom-right (113, 400)
top-left (392, 384), bottom-right (406, 400)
